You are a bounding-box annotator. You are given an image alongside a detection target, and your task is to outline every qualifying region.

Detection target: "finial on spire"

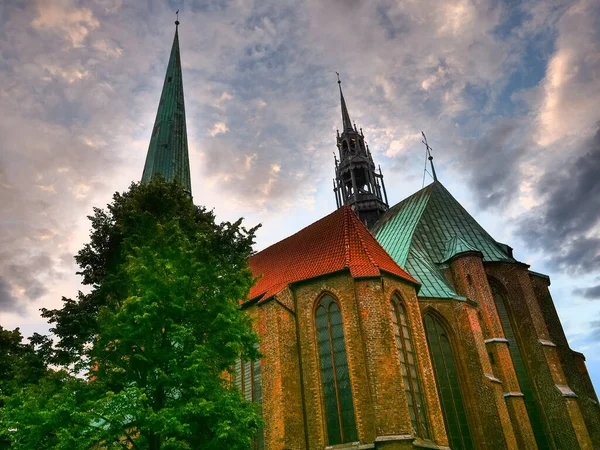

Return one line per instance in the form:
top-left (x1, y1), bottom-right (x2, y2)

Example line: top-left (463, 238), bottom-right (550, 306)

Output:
top-left (421, 131), bottom-right (438, 184)
top-left (175, 9), bottom-right (180, 26)
top-left (336, 71), bottom-right (341, 84)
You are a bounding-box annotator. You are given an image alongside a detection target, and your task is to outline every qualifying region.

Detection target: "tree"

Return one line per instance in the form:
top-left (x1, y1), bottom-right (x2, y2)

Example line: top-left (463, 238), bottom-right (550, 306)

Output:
top-left (0, 327), bottom-right (53, 449)
top-left (4, 179), bottom-right (262, 449)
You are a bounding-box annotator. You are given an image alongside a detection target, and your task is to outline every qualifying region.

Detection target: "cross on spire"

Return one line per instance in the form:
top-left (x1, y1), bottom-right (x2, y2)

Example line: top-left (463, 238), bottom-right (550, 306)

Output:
top-left (421, 131), bottom-right (438, 183)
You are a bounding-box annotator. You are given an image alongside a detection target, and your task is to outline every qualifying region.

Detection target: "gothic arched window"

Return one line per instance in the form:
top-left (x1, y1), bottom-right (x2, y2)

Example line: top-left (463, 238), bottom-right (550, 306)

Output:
top-left (423, 313), bottom-right (473, 450)
top-left (316, 294), bottom-right (358, 445)
top-left (390, 296), bottom-right (429, 438)
top-left (489, 281), bottom-right (549, 449)
top-left (235, 349), bottom-right (264, 450)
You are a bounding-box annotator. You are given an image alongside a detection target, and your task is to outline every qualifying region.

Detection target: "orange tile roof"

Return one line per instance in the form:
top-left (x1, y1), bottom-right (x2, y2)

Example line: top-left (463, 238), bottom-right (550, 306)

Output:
top-left (248, 206), bottom-right (419, 303)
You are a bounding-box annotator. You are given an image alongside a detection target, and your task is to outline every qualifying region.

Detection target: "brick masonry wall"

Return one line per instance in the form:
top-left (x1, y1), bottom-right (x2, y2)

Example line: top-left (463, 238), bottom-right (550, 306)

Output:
top-left (528, 273), bottom-right (600, 448)
top-left (418, 298), bottom-right (515, 449)
top-left (486, 262), bottom-right (593, 449)
top-left (449, 254), bottom-right (536, 449)
top-left (247, 270), bottom-right (451, 450)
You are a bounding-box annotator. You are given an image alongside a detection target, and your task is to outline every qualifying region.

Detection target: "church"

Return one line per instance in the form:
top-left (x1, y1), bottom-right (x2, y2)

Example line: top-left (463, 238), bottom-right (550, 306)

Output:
top-left (140, 22), bottom-right (600, 450)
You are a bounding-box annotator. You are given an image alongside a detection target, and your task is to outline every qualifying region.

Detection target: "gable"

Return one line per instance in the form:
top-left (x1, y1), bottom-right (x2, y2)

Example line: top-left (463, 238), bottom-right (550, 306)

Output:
top-left (248, 206), bottom-right (418, 303)
top-left (374, 181), bottom-right (514, 299)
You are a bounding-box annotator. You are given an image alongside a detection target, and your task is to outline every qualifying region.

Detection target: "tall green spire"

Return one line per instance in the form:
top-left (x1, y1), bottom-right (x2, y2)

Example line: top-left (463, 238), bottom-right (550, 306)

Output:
top-left (141, 20), bottom-right (191, 195)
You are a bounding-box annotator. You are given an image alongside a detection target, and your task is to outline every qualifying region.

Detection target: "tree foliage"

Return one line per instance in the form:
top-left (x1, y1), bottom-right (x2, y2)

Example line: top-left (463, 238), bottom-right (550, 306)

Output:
top-left (3, 179), bottom-right (262, 449)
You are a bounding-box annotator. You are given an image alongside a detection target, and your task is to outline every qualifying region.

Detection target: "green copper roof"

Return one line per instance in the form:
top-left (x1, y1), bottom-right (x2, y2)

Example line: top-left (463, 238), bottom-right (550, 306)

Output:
top-left (406, 245), bottom-right (459, 298)
top-left (373, 181), bottom-right (514, 298)
top-left (141, 24), bottom-right (191, 195)
top-left (442, 236), bottom-right (480, 263)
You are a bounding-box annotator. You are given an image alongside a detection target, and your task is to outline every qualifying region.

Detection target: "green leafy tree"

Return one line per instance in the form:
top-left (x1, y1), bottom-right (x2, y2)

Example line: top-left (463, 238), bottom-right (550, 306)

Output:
top-left (0, 327), bottom-right (53, 448)
top-left (4, 179), bottom-right (262, 449)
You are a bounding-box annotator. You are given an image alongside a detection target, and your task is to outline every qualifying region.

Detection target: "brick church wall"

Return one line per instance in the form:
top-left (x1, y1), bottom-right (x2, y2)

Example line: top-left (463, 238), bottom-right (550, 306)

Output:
top-left (247, 271), bottom-right (451, 449)
top-left (486, 263), bottom-right (593, 449)
top-left (529, 273), bottom-right (600, 448)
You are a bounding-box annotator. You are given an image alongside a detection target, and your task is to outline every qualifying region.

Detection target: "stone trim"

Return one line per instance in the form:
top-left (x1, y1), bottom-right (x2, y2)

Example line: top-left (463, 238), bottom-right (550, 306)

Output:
top-left (503, 391), bottom-right (525, 398)
top-left (412, 439), bottom-right (452, 449)
top-left (484, 373), bottom-right (502, 384)
top-left (538, 339), bottom-right (557, 347)
top-left (484, 337), bottom-right (509, 345)
top-left (374, 435), bottom-right (414, 442)
top-left (325, 442), bottom-right (363, 450)
top-left (324, 444), bottom-right (376, 450)
top-left (555, 385), bottom-right (578, 398)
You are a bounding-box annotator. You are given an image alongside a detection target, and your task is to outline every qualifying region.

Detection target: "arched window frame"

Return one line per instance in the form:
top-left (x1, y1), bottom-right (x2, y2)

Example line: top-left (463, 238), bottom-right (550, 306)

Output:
top-left (314, 293), bottom-right (358, 446)
top-left (487, 278), bottom-right (550, 450)
top-left (390, 294), bottom-right (430, 438)
top-left (422, 309), bottom-right (473, 450)
top-left (234, 346), bottom-right (264, 450)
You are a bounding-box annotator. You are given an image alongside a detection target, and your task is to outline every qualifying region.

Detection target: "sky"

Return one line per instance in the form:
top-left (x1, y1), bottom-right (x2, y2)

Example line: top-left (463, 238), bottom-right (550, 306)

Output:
top-left (0, 0), bottom-right (599, 391)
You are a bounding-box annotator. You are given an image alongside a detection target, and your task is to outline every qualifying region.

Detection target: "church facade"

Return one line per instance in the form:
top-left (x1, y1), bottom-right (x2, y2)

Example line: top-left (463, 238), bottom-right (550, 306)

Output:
top-left (142, 23), bottom-right (600, 450)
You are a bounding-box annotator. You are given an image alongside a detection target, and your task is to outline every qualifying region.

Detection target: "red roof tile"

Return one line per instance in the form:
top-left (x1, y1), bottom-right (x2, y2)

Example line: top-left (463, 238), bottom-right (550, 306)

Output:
top-left (248, 206), bottom-right (419, 303)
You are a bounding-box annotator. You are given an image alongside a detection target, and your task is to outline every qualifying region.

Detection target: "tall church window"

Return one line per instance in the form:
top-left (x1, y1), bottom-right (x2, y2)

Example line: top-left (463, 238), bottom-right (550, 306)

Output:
top-left (423, 313), bottom-right (473, 450)
top-left (489, 281), bottom-right (549, 449)
top-left (234, 350), bottom-right (264, 450)
top-left (390, 296), bottom-right (429, 438)
top-left (316, 294), bottom-right (358, 445)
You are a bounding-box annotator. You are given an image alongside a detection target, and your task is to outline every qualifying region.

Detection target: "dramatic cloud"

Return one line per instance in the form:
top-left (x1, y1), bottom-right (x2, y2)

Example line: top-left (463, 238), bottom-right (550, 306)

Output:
top-left (457, 117), bottom-right (534, 209)
top-left (518, 127), bottom-right (600, 274)
top-left (0, 277), bottom-right (17, 313)
top-left (574, 285), bottom-right (600, 300)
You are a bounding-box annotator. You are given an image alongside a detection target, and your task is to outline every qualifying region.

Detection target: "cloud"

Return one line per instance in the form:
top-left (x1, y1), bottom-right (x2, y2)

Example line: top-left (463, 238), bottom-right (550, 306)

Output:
top-left (574, 285), bottom-right (600, 300)
top-left (588, 319), bottom-right (600, 343)
top-left (0, 276), bottom-right (18, 313)
top-left (31, 1), bottom-right (100, 48)
top-left (208, 121), bottom-right (229, 137)
top-left (535, 0), bottom-right (600, 146)
top-left (456, 117), bottom-right (533, 209)
top-left (517, 126), bottom-right (600, 274)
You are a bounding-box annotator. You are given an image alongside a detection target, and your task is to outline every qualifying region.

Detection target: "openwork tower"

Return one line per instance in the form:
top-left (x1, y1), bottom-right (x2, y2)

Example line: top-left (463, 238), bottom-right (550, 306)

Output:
top-left (333, 76), bottom-right (388, 228)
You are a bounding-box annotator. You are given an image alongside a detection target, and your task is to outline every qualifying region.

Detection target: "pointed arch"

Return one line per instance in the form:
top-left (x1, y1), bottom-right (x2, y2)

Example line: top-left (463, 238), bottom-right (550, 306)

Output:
top-left (487, 277), bottom-right (550, 449)
top-left (315, 293), bottom-right (358, 445)
top-left (423, 310), bottom-right (473, 450)
top-left (390, 293), bottom-right (430, 438)
top-left (234, 345), bottom-right (264, 450)
top-left (342, 140), bottom-right (349, 157)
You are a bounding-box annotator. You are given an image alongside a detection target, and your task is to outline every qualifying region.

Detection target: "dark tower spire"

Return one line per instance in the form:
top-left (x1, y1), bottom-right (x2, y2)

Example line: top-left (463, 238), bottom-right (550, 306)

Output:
top-left (337, 72), bottom-right (353, 131)
top-left (332, 76), bottom-right (388, 228)
top-left (141, 17), bottom-right (191, 195)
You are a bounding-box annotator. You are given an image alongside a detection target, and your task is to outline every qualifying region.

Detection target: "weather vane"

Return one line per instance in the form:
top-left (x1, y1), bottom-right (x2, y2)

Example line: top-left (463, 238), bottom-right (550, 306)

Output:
top-left (336, 72), bottom-right (340, 83)
top-left (175, 10), bottom-right (180, 26)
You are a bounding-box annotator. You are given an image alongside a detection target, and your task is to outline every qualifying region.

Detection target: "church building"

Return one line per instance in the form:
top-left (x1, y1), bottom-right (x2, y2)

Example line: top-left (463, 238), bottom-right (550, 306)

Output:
top-left (141, 22), bottom-right (600, 450)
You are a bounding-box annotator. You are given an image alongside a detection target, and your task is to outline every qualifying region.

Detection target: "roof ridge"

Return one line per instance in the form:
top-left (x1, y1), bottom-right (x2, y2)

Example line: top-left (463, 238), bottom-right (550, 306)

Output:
top-left (256, 207), bottom-right (342, 257)
top-left (349, 209), bottom-right (379, 270)
top-left (433, 182), bottom-right (514, 261)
